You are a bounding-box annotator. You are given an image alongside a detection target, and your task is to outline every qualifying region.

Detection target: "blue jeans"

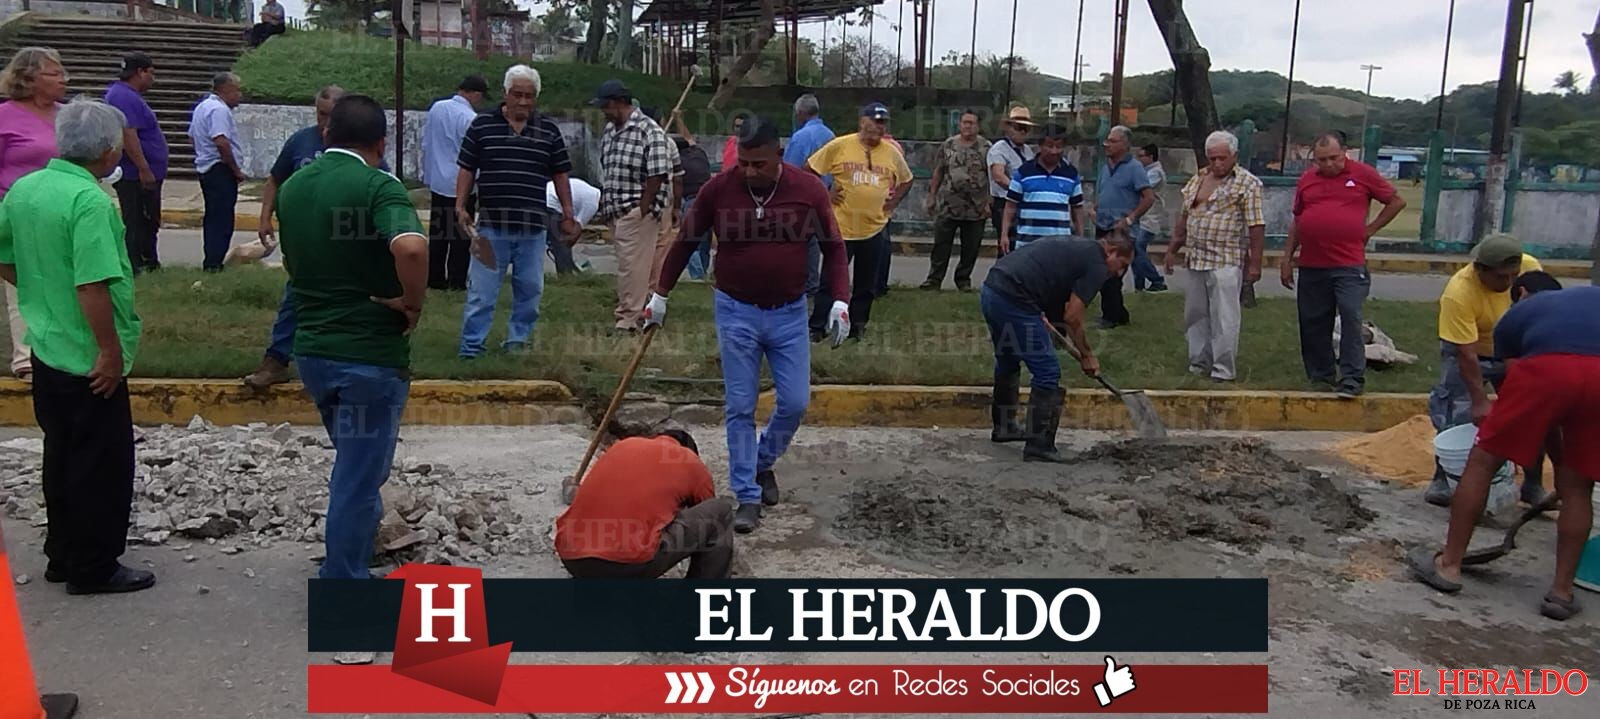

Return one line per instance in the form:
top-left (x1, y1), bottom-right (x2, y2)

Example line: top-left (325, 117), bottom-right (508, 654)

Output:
top-left (198, 164), bottom-right (237, 270)
top-left (296, 356), bottom-right (410, 580)
top-left (716, 290), bottom-right (811, 505)
top-left (681, 195), bottom-right (712, 280)
top-left (1130, 227), bottom-right (1165, 289)
top-left (980, 285), bottom-right (1061, 392)
top-left (265, 283), bottom-right (296, 364)
top-left (459, 225), bottom-right (546, 357)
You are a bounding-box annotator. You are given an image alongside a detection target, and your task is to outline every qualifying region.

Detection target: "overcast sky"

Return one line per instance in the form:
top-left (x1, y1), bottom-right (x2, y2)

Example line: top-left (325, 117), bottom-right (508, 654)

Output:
top-left (275, 0), bottom-right (1595, 101)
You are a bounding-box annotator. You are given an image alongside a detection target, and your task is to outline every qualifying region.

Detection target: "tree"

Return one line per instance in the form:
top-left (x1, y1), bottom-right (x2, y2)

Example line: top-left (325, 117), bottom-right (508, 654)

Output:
top-left (1587, 9), bottom-right (1600, 93)
top-left (307, 0), bottom-right (386, 31)
top-left (1554, 70), bottom-right (1585, 95)
top-left (611, 0), bottom-right (636, 69)
top-left (581, 0), bottom-right (609, 63)
top-left (1146, 0), bottom-right (1220, 158)
top-left (709, 0), bottom-right (777, 110)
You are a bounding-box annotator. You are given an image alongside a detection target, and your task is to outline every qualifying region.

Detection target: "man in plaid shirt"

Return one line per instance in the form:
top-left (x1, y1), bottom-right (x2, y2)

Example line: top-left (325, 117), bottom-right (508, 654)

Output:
top-left (591, 80), bottom-right (673, 332)
top-left (1163, 130), bottom-right (1265, 382)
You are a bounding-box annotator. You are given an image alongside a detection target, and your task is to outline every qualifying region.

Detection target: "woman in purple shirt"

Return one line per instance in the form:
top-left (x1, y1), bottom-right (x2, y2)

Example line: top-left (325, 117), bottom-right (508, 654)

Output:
top-left (0, 47), bottom-right (69, 380)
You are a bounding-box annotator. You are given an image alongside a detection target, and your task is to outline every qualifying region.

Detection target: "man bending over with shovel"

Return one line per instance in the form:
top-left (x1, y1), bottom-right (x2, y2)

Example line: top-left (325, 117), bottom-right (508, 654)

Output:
top-left (981, 233), bottom-right (1133, 462)
top-left (1410, 280), bottom-right (1600, 621)
top-left (646, 115), bottom-right (852, 534)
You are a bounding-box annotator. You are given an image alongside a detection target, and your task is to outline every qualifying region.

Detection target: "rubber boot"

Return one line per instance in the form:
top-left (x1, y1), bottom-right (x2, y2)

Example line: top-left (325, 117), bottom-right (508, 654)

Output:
top-left (1022, 387), bottom-right (1067, 463)
top-left (1424, 460), bottom-right (1454, 507)
top-left (990, 372), bottom-right (1026, 443)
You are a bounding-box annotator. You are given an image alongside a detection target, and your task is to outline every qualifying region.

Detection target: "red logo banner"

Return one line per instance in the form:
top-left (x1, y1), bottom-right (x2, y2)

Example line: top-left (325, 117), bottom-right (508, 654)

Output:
top-left (384, 564), bottom-right (513, 704)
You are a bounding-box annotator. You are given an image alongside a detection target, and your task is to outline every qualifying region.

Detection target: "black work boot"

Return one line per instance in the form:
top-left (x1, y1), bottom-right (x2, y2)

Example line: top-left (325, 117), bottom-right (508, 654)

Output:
top-left (733, 503), bottom-right (762, 534)
top-left (990, 372), bottom-right (1026, 443)
top-left (1022, 387), bottom-right (1067, 463)
top-left (756, 469), bottom-right (781, 506)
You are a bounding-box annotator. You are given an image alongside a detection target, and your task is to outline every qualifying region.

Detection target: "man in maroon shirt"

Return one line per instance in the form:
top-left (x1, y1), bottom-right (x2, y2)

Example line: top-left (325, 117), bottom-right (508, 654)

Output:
top-left (646, 116), bottom-right (851, 534)
top-left (1280, 133), bottom-right (1407, 398)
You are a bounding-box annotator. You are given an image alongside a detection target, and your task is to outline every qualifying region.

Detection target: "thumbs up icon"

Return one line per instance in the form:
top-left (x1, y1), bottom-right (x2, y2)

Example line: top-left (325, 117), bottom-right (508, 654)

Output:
top-left (1093, 655), bottom-right (1136, 707)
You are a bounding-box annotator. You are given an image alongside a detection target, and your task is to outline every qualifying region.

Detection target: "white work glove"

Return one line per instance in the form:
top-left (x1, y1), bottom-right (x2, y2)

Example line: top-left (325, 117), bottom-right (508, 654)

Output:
top-left (641, 292), bottom-right (668, 329)
top-left (827, 301), bottom-right (850, 347)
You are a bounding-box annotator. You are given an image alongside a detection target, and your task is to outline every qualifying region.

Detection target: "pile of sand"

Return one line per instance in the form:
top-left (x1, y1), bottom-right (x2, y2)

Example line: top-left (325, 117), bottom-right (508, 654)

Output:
top-left (1333, 415), bottom-right (1437, 486)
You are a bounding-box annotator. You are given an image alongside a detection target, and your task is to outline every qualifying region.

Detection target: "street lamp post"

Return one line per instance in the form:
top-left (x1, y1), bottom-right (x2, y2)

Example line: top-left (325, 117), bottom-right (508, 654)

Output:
top-left (1359, 63), bottom-right (1382, 162)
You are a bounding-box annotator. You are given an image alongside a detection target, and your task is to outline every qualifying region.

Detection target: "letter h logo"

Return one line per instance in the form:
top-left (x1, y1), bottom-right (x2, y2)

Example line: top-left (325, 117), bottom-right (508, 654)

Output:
top-left (385, 564), bottom-right (512, 704)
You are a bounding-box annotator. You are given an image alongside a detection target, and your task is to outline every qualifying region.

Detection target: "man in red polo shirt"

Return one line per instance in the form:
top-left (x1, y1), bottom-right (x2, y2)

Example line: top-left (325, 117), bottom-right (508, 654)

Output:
top-left (555, 428), bottom-right (737, 578)
top-left (1280, 133), bottom-right (1407, 398)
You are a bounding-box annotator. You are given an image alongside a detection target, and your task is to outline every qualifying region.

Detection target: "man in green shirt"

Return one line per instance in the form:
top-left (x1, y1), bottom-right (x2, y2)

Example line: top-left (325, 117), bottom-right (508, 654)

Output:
top-left (275, 94), bottom-right (428, 589)
top-left (0, 99), bottom-right (152, 595)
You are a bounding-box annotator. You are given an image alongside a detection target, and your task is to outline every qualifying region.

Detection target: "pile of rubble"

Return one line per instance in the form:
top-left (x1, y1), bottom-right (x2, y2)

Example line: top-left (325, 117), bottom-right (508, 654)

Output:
top-left (0, 417), bottom-right (538, 566)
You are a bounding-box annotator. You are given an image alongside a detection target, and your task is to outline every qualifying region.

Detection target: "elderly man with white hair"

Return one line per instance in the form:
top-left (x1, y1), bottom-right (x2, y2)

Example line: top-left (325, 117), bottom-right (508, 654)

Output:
top-left (0, 99), bottom-right (153, 595)
top-left (1163, 130), bottom-right (1265, 383)
top-left (454, 64), bottom-right (579, 358)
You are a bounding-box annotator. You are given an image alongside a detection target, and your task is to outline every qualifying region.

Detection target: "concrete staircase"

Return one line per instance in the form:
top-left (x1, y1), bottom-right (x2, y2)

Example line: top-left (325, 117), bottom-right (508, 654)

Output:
top-left (0, 15), bottom-right (246, 179)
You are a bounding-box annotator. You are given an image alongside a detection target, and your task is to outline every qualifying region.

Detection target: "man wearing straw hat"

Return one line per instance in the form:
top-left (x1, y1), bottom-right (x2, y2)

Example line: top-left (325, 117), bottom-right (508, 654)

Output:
top-left (988, 107), bottom-right (1037, 254)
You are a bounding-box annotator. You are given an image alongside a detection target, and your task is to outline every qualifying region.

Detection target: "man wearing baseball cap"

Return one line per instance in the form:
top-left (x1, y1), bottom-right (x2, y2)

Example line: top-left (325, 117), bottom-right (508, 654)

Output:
top-left (1424, 232), bottom-right (1549, 508)
top-left (987, 107), bottom-right (1036, 254)
top-left (592, 79), bottom-right (674, 333)
top-left (103, 52), bottom-right (167, 274)
top-left (804, 102), bottom-right (912, 341)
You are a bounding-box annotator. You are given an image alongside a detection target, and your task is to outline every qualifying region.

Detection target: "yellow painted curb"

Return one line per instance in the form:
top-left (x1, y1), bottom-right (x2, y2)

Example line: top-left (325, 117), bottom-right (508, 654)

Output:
top-left (0, 379), bottom-right (581, 427)
top-left (763, 385), bottom-right (1425, 432)
top-left (0, 379), bottom-right (1421, 432)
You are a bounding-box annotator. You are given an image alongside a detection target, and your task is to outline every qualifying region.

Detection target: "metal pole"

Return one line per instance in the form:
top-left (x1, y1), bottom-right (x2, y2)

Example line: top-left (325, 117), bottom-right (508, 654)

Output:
top-left (1070, 0), bottom-right (1085, 120)
top-left (393, 0), bottom-right (405, 182)
top-left (968, 0), bottom-right (978, 89)
top-left (1004, 0), bottom-right (1018, 108)
top-left (1359, 64), bottom-right (1381, 162)
top-left (1280, 0), bottom-right (1301, 169)
top-left (1512, 0), bottom-right (1535, 127)
top-left (1435, 0), bottom-right (1456, 131)
top-left (896, 0), bottom-right (905, 87)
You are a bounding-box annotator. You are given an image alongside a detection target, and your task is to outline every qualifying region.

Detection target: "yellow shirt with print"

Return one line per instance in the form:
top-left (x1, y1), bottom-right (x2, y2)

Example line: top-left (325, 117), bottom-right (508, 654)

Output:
top-left (807, 134), bottom-right (913, 241)
top-left (1437, 253), bottom-right (1543, 357)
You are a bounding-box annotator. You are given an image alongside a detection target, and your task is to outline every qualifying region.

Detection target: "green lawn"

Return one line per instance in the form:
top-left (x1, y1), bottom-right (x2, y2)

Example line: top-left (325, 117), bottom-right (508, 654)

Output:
top-left (0, 267), bottom-right (1443, 399)
top-left (1383, 181), bottom-right (1426, 240)
top-left (234, 32), bottom-right (811, 136)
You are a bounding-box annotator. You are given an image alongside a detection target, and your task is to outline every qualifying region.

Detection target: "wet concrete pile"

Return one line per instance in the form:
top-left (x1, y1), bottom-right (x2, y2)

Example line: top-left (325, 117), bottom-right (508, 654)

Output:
top-left (0, 418), bottom-right (535, 566)
top-left (831, 438), bottom-right (1374, 575)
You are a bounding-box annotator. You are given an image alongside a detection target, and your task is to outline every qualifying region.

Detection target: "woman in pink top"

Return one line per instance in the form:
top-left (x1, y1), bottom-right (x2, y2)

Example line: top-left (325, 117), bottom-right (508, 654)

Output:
top-left (0, 47), bottom-right (68, 380)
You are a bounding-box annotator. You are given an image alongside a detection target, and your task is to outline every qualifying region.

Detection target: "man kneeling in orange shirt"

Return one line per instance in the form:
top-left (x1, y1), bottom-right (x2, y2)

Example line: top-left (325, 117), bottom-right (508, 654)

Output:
top-left (555, 428), bottom-right (737, 578)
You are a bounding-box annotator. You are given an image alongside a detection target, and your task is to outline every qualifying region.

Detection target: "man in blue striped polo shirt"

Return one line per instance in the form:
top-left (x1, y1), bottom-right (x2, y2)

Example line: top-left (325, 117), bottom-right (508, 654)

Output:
top-left (1000, 123), bottom-right (1087, 253)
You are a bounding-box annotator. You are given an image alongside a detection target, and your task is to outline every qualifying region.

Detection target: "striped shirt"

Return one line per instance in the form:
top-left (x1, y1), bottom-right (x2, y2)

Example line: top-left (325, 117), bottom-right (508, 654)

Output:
top-left (457, 107), bottom-right (573, 232)
top-left (1006, 158), bottom-right (1085, 238)
top-left (1178, 165), bottom-right (1265, 271)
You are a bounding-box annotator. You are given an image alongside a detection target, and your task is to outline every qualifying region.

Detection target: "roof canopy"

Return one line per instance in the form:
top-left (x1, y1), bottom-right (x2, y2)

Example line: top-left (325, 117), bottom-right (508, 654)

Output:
top-left (638, 0), bottom-right (883, 25)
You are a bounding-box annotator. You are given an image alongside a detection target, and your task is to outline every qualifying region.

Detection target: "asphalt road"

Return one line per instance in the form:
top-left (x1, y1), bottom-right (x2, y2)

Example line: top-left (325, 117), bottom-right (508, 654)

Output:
top-left (156, 229), bottom-right (1463, 302)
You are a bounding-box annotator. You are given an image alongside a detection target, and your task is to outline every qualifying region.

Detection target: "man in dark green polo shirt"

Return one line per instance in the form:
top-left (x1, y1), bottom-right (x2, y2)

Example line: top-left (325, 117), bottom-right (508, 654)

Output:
top-left (275, 94), bottom-right (427, 588)
top-left (0, 99), bottom-right (152, 595)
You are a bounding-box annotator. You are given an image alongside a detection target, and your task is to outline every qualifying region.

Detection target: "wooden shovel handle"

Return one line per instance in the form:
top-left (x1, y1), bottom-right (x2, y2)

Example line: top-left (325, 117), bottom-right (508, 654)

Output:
top-left (569, 325), bottom-right (659, 492)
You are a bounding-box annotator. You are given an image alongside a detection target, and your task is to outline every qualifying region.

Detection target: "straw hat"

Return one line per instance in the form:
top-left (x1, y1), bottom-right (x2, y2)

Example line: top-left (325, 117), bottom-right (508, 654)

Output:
top-left (1004, 106), bottom-right (1036, 128)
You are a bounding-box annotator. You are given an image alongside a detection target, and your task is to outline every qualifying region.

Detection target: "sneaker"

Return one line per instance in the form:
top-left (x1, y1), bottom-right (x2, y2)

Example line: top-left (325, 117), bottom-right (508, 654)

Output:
top-left (242, 356), bottom-right (292, 389)
top-left (1146, 283), bottom-right (1169, 293)
top-left (502, 340), bottom-right (529, 353)
top-left (756, 469), bottom-right (781, 506)
top-left (955, 283), bottom-right (973, 293)
top-left (919, 280), bottom-right (940, 290)
top-left (733, 502), bottom-right (762, 534)
top-left (1336, 380), bottom-right (1363, 399)
top-left (1096, 319), bottom-right (1127, 330)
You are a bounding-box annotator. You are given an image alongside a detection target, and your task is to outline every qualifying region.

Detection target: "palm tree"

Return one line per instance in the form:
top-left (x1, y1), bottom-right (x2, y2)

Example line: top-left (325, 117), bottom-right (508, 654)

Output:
top-left (1554, 70), bottom-right (1584, 95)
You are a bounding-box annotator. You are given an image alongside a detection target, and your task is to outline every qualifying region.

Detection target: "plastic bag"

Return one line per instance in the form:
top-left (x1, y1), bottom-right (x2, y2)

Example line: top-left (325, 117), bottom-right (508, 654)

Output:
top-left (223, 236), bottom-right (279, 266)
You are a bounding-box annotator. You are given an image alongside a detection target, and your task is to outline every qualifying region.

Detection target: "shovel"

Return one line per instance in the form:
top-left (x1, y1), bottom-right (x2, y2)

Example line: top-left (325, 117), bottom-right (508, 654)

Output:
top-left (1460, 490), bottom-right (1561, 565)
top-left (561, 324), bottom-right (659, 505)
top-left (1044, 323), bottom-right (1167, 440)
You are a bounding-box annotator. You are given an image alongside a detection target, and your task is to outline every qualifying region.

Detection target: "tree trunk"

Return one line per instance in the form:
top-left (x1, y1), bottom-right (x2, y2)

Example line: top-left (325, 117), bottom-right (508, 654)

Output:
top-left (708, 0), bottom-right (777, 110)
top-left (610, 0), bottom-right (635, 69)
top-left (1147, 0), bottom-right (1220, 159)
top-left (581, 0), bottom-right (609, 63)
top-left (1586, 9), bottom-right (1600, 92)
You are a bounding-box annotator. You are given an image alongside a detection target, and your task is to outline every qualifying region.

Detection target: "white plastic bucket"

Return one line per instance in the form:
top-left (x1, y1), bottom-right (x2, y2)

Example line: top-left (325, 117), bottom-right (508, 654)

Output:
top-left (1434, 423), bottom-right (1516, 515)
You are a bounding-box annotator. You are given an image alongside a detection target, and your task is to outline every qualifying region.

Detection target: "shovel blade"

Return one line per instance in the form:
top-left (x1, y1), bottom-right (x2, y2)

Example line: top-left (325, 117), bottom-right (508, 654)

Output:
top-left (1121, 391), bottom-right (1168, 439)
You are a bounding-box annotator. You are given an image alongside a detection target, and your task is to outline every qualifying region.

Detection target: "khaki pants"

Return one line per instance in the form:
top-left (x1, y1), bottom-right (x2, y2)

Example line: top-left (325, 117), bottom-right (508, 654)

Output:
top-left (612, 210), bottom-right (663, 330)
top-left (651, 211), bottom-right (677, 291)
top-left (5, 284), bottom-right (30, 375)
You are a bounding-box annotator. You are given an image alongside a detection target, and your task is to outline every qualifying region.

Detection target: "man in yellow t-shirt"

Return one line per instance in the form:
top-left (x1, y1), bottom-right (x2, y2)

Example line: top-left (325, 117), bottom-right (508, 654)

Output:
top-left (805, 103), bottom-right (912, 341)
top-left (1425, 233), bottom-right (1548, 507)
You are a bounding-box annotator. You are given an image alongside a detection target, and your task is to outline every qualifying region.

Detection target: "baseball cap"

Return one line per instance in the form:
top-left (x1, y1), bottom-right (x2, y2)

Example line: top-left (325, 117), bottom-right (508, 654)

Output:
top-left (458, 74), bottom-right (489, 93)
top-left (119, 52), bottom-right (153, 80)
top-left (861, 102), bottom-right (890, 120)
top-left (588, 79), bottom-right (633, 106)
top-left (1471, 233), bottom-right (1524, 267)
